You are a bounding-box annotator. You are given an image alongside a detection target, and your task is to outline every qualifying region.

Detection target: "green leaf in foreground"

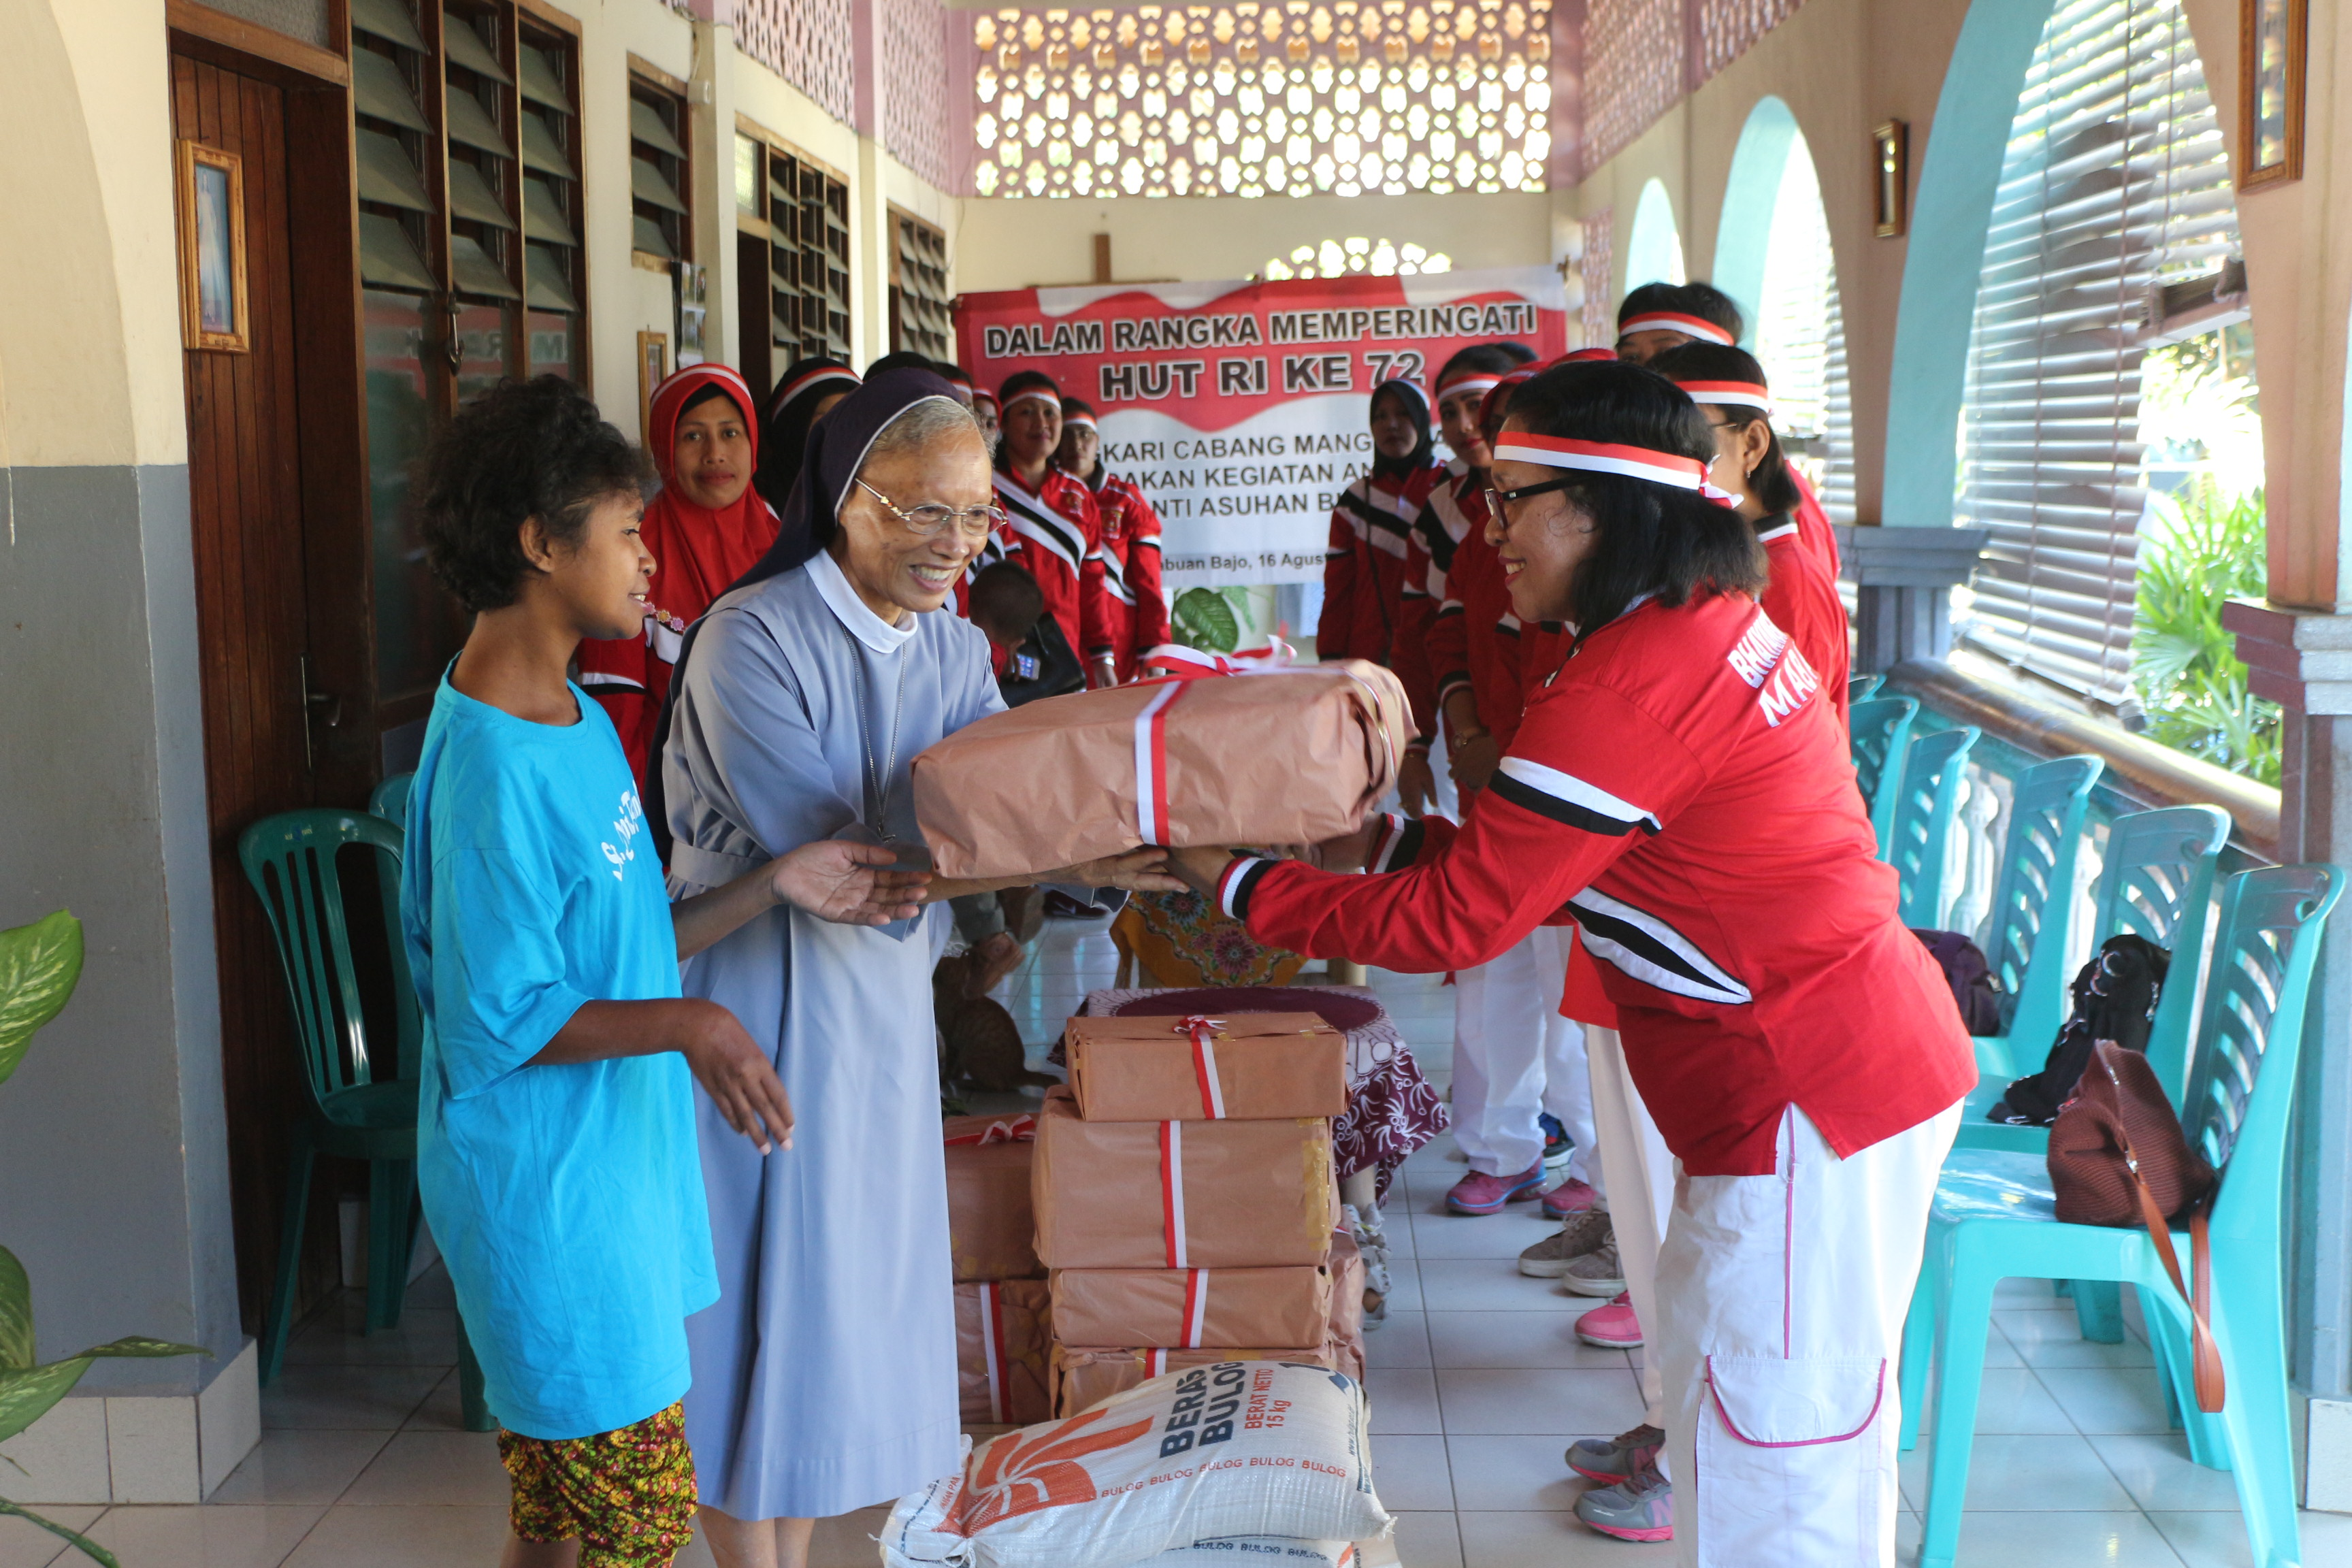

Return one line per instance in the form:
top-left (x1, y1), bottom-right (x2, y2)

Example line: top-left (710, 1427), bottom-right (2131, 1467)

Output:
top-left (0, 911), bottom-right (83, 1089)
top-left (0, 1496), bottom-right (120, 1567)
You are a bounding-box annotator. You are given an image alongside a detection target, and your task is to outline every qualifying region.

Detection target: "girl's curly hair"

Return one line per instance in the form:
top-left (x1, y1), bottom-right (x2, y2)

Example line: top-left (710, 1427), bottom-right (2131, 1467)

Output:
top-left (417, 376), bottom-right (648, 612)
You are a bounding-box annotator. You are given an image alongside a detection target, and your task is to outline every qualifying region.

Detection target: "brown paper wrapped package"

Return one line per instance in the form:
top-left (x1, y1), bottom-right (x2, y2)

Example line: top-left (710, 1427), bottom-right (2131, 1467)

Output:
top-left (1048, 1264), bottom-right (1333, 1350)
top-left (1066, 1013), bottom-right (1348, 1122)
top-left (945, 1113), bottom-right (1042, 1282)
top-left (1328, 1230), bottom-right (1367, 1380)
top-left (954, 1279), bottom-right (1053, 1426)
top-left (1031, 1088), bottom-right (1336, 1269)
top-left (911, 661), bottom-right (1411, 879)
top-left (1050, 1343), bottom-right (1341, 1418)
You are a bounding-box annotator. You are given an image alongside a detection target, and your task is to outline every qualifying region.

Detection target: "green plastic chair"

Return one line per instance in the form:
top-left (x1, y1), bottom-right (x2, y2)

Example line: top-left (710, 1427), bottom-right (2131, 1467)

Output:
top-left (240, 808), bottom-right (422, 1381)
top-left (1908, 805), bottom-right (2234, 1420)
top-left (366, 773), bottom-right (493, 1435)
top-left (1889, 726), bottom-right (1980, 930)
top-left (1967, 755), bottom-right (2104, 1079)
top-left (1848, 696), bottom-right (1918, 858)
top-left (1848, 672), bottom-right (1884, 706)
top-left (1909, 863), bottom-right (2341, 1568)
top-left (370, 770), bottom-right (412, 824)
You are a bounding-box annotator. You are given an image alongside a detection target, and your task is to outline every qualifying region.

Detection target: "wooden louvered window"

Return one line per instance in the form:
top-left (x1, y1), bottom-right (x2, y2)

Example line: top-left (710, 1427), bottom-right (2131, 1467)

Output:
top-left (734, 127), bottom-right (853, 404)
top-left (348, 0), bottom-right (586, 706)
top-left (629, 64), bottom-right (691, 263)
top-left (890, 211), bottom-right (952, 362)
top-left (1955, 0), bottom-right (2242, 704)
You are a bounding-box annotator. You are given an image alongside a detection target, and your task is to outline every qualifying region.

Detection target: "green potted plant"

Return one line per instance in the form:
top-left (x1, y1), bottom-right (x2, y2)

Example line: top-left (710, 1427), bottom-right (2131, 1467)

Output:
top-left (0, 911), bottom-right (207, 1567)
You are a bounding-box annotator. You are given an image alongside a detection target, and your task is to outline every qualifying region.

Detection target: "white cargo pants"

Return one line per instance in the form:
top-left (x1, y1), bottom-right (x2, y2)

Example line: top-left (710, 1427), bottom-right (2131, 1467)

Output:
top-left (1655, 1102), bottom-right (1960, 1568)
top-left (1451, 925), bottom-right (1599, 1184)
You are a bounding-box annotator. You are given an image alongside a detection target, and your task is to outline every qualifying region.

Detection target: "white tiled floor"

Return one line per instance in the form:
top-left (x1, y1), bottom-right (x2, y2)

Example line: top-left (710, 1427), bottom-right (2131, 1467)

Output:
top-left (10, 916), bottom-right (2343, 1567)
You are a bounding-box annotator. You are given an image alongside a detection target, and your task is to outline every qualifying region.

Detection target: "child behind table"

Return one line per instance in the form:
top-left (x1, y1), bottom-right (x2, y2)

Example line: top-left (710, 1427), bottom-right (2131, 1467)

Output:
top-left (968, 560), bottom-right (1084, 707)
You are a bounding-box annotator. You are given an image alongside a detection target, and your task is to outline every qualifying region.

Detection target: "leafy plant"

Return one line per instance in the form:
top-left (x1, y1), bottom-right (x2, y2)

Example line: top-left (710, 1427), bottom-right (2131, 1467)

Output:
top-left (2131, 480), bottom-right (2281, 785)
top-left (1171, 587), bottom-right (1241, 652)
top-left (0, 911), bottom-right (207, 1567)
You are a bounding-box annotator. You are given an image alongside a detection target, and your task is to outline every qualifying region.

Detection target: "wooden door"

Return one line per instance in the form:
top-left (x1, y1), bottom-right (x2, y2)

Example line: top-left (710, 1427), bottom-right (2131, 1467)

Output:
top-left (172, 51), bottom-right (342, 1330)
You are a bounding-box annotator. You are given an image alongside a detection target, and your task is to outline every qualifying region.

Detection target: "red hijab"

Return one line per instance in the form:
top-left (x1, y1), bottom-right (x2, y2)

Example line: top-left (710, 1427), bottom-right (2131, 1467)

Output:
top-left (641, 363), bottom-right (779, 630)
top-left (575, 363), bottom-right (777, 780)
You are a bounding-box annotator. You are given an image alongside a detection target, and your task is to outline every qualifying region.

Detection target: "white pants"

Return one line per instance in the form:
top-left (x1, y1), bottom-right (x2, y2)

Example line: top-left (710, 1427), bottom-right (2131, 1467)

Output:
top-left (1655, 1103), bottom-right (1960, 1568)
top-left (1451, 926), bottom-right (1598, 1183)
top-left (1585, 1026), bottom-right (1676, 1424)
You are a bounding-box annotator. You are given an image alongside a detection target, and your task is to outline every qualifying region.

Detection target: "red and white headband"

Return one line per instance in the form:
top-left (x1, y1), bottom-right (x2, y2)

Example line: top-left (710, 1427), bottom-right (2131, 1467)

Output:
top-left (1618, 311), bottom-right (1735, 346)
top-left (1002, 387), bottom-right (1061, 412)
top-left (777, 365), bottom-right (860, 406)
top-left (1062, 410), bottom-right (1099, 431)
top-left (1437, 375), bottom-right (1503, 403)
top-left (1492, 431), bottom-right (1735, 506)
top-left (973, 391), bottom-right (1000, 410)
top-left (1672, 379), bottom-right (1774, 414)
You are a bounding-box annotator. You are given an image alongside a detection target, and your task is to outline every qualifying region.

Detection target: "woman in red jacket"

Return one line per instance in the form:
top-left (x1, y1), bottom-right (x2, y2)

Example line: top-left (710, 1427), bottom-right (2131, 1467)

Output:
top-left (1650, 342), bottom-right (1852, 718)
top-left (1172, 359), bottom-right (1971, 1568)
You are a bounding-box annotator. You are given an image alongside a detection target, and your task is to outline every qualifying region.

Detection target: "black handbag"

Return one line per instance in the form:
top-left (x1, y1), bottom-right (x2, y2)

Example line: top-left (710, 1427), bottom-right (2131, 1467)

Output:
top-left (1989, 934), bottom-right (2169, 1126)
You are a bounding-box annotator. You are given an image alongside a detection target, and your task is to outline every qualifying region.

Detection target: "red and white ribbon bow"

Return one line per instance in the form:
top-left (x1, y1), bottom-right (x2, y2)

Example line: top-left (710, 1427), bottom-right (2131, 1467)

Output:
top-left (1176, 1015), bottom-right (1229, 1119)
top-left (943, 1114), bottom-right (1037, 1147)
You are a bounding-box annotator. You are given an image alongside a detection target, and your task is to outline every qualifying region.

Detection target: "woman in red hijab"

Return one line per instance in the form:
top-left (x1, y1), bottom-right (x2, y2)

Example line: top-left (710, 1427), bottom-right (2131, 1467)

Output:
top-left (578, 364), bottom-right (780, 779)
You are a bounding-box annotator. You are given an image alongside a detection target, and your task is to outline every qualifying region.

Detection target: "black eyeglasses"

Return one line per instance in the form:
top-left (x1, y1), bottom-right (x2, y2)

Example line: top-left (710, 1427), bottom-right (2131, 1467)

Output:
top-left (1481, 476), bottom-right (1580, 527)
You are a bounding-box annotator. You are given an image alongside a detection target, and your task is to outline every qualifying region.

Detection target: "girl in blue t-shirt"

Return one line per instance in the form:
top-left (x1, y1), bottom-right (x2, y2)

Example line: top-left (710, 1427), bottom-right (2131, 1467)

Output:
top-left (402, 376), bottom-right (930, 1568)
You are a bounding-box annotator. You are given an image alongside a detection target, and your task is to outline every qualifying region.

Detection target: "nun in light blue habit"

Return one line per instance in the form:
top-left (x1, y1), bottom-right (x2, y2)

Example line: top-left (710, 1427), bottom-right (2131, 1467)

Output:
top-left (659, 368), bottom-right (1172, 1545)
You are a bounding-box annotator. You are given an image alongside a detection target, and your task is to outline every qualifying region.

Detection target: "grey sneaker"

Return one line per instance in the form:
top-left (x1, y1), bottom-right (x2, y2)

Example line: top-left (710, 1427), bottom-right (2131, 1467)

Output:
top-left (1574, 1459), bottom-right (1673, 1542)
top-left (1566, 1423), bottom-right (1665, 1483)
top-left (1563, 1239), bottom-right (1629, 1296)
top-left (1516, 1209), bottom-right (1612, 1277)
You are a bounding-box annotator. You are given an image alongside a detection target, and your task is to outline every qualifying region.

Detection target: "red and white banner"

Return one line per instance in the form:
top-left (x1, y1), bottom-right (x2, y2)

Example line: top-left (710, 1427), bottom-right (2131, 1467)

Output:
top-left (956, 266), bottom-right (1569, 588)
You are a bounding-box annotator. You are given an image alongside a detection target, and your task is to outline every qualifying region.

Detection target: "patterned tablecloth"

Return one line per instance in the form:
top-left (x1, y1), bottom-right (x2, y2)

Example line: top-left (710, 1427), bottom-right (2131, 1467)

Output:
top-left (1071, 985), bottom-right (1448, 1201)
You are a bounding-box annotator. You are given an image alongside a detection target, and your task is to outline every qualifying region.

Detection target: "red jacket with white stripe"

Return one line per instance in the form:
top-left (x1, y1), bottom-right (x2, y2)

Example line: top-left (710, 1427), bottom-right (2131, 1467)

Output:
top-left (1391, 459), bottom-right (1469, 749)
top-left (994, 468), bottom-right (1114, 666)
top-left (1758, 513), bottom-right (1850, 722)
top-left (1318, 463), bottom-right (1447, 672)
top-left (1219, 590), bottom-right (1974, 1175)
top-left (1085, 470), bottom-right (1171, 680)
top-left (1791, 466), bottom-right (1841, 581)
top-left (1420, 475), bottom-right (1531, 751)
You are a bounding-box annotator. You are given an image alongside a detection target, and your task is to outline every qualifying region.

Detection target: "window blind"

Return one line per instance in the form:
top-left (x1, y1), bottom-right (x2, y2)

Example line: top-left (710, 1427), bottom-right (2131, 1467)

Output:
top-left (1955, 0), bottom-right (2239, 704)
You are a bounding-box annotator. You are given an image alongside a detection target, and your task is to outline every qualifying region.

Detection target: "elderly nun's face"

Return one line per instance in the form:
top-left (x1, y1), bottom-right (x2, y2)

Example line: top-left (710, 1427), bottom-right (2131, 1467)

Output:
top-left (834, 416), bottom-right (994, 621)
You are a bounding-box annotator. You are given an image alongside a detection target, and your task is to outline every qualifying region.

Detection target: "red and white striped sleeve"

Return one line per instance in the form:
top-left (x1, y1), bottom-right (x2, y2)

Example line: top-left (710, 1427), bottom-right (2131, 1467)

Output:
top-left (1216, 682), bottom-right (1705, 973)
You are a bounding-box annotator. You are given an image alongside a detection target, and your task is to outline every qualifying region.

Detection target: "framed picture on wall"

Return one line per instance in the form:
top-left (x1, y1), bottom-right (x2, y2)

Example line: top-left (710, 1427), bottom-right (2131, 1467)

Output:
top-left (1872, 120), bottom-right (1908, 238)
top-left (2238, 0), bottom-right (2306, 189)
top-left (637, 331), bottom-right (670, 442)
top-left (175, 140), bottom-right (249, 352)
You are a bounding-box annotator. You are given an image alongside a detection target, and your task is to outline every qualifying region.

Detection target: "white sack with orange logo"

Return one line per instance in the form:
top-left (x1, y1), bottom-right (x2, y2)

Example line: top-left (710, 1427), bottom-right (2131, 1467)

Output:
top-left (879, 1360), bottom-right (1390, 1568)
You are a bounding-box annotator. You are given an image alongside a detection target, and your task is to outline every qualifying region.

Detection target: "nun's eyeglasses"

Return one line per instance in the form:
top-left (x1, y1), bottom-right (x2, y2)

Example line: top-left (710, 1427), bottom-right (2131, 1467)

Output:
top-left (855, 479), bottom-right (1007, 542)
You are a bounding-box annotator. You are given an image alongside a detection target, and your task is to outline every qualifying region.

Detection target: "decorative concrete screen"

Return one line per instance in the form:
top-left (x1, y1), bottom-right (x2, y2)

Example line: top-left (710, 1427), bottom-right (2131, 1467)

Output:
top-left (970, 1), bottom-right (1554, 198)
top-left (732, 0), bottom-right (858, 126)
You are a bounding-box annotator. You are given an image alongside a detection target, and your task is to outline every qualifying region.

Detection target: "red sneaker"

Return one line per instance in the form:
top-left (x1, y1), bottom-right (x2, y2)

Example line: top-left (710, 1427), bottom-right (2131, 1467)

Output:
top-left (1444, 1162), bottom-right (1546, 1214)
top-left (1575, 1291), bottom-right (1644, 1348)
top-left (1541, 1177), bottom-right (1600, 1219)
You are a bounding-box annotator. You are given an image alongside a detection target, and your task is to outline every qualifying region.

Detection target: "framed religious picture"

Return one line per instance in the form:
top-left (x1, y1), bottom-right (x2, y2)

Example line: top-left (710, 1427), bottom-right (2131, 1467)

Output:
top-left (1872, 120), bottom-right (1908, 238)
top-left (637, 331), bottom-right (670, 442)
top-left (175, 140), bottom-right (249, 352)
top-left (2238, 0), bottom-right (2306, 189)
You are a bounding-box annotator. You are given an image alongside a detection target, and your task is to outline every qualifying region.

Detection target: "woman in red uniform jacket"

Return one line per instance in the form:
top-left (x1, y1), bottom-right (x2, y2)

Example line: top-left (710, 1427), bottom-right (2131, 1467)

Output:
top-left (992, 370), bottom-right (1116, 689)
top-left (1171, 361), bottom-right (1972, 1567)
top-left (1056, 397), bottom-right (1171, 680)
top-left (576, 363), bottom-right (778, 780)
top-left (1317, 379), bottom-right (1447, 673)
top-left (1651, 343), bottom-right (1852, 719)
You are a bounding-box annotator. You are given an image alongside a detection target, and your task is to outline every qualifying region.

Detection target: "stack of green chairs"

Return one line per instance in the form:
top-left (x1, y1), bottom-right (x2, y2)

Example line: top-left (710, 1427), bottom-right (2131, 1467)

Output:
top-left (1886, 726), bottom-right (1980, 930)
top-left (1908, 863), bottom-right (2340, 1568)
top-left (1848, 696), bottom-right (1918, 858)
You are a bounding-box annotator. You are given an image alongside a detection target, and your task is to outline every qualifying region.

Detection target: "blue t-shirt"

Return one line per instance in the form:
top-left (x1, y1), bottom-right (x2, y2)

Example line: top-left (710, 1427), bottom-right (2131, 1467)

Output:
top-left (402, 674), bottom-right (718, 1439)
